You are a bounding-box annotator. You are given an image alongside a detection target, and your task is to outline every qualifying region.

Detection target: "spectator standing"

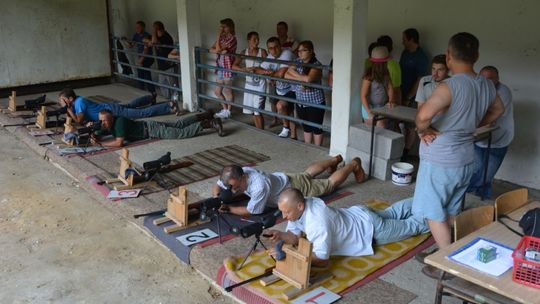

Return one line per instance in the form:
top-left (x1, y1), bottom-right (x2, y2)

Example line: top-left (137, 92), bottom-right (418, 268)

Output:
top-left (412, 33), bottom-right (504, 278)
top-left (361, 45), bottom-right (395, 128)
top-left (285, 41), bottom-right (326, 146)
top-left (467, 66), bottom-right (514, 198)
top-left (255, 37), bottom-right (297, 139)
top-left (211, 18), bottom-right (237, 119)
top-left (152, 21), bottom-right (177, 99)
top-left (130, 21), bottom-right (155, 93)
top-left (400, 28), bottom-right (429, 161)
top-left (277, 21), bottom-right (298, 53)
top-left (233, 32), bottom-right (268, 129)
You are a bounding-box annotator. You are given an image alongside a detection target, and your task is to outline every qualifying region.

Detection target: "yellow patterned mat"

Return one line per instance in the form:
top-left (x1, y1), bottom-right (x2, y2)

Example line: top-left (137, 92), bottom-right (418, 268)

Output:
top-left (222, 199), bottom-right (432, 303)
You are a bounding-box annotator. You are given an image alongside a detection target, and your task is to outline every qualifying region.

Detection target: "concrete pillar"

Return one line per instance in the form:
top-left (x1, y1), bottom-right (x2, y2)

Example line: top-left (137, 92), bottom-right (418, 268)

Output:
top-left (329, 0), bottom-right (368, 157)
top-left (176, 0), bottom-right (201, 112)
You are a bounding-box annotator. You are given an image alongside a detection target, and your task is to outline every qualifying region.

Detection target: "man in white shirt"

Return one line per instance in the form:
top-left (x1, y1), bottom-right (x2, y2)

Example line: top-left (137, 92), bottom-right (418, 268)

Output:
top-left (255, 37), bottom-right (297, 139)
top-left (415, 54), bottom-right (450, 108)
top-left (267, 188), bottom-right (428, 267)
top-left (213, 155), bottom-right (365, 216)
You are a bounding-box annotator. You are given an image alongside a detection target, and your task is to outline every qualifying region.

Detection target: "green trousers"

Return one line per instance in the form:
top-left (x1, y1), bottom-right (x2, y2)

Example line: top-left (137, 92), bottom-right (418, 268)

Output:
top-left (145, 115), bottom-right (202, 139)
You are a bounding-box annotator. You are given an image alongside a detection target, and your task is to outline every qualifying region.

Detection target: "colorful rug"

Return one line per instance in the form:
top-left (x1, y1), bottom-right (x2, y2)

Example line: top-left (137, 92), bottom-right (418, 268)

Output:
top-left (216, 199), bottom-right (435, 303)
top-left (90, 145), bottom-right (271, 194)
top-left (142, 191), bottom-right (353, 265)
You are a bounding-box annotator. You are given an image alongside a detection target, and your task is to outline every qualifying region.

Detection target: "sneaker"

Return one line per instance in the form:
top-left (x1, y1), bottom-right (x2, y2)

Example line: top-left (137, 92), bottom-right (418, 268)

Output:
top-left (214, 109), bottom-right (230, 119)
top-left (278, 127), bottom-right (290, 138)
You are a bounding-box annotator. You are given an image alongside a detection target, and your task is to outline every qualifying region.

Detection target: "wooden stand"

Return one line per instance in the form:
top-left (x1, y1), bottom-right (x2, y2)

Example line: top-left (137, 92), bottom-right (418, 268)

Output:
top-left (7, 91), bottom-right (21, 112)
top-left (35, 106), bottom-right (65, 129)
top-left (153, 186), bottom-right (203, 233)
top-left (105, 148), bottom-right (156, 190)
top-left (35, 106), bottom-right (47, 129)
top-left (61, 117), bottom-right (77, 146)
top-left (260, 238), bottom-right (334, 300)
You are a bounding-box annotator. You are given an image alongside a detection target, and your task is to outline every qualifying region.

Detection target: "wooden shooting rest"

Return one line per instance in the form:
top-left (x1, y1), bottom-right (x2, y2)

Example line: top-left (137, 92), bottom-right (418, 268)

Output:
top-left (61, 117), bottom-right (78, 146)
top-left (35, 106), bottom-right (47, 129)
top-left (105, 148), bottom-right (156, 190)
top-left (6, 90), bottom-right (55, 113)
top-left (8, 91), bottom-right (18, 112)
top-left (153, 186), bottom-right (202, 233)
top-left (260, 238), bottom-right (334, 300)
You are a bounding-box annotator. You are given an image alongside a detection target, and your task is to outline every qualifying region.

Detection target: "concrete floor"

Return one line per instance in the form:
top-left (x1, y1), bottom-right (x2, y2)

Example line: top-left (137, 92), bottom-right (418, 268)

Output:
top-left (1, 83), bottom-right (535, 304)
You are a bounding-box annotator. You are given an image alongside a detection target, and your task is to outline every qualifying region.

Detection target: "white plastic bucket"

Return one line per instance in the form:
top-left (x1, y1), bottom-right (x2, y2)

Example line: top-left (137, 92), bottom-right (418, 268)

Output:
top-left (391, 162), bottom-right (414, 186)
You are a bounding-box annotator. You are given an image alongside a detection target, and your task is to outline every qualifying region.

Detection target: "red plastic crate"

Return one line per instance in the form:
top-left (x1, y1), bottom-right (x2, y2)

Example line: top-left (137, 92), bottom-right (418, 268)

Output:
top-left (512, 236), bottom-right (540, 289)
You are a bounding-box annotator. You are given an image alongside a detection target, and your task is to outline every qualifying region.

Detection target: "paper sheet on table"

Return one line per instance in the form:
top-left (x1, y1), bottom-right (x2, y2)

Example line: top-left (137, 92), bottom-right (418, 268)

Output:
top-left (449, 237), bottom-right (513, 277)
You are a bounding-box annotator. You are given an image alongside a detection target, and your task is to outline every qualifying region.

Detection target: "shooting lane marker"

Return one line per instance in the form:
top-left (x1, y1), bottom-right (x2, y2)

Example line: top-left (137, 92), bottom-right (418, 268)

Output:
top-left (176, 228), bottom-right (218, 246)
top-left (153, 186), bottom-right (204, 233)
top-left (260, 238), bottom-right (334, 301)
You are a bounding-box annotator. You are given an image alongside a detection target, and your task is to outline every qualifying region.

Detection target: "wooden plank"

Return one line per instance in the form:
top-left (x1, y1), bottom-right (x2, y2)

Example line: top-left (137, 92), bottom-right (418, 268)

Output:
top-left (152, 217), bottom-right (171, 225)
top-left (259, 274), bottom-right (281, 287)
top-left (282, 247), bottom-right (310, 262)
top-left (425, 201), bottom-right (540, 304)
top-left (273, 269), bottom-right (303, 289)
top-left (283, 272), bottom-right (334, 301)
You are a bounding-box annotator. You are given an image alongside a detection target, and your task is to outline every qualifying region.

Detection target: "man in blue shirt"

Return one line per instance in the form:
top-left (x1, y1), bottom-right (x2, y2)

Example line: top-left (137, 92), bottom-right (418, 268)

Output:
top-left (58, 88), bottom-right (175, 123)
top-left (399, 28), bottom-right (429, 161)
top-left (129, 21), bottom-right (155, 93)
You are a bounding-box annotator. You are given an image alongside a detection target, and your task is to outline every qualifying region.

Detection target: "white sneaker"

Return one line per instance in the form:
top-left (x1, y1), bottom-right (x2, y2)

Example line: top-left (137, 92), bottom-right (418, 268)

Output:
top-left (278, 127), bottom-right (290, 138)
top-left (214, 109), bottom-right (230, 119)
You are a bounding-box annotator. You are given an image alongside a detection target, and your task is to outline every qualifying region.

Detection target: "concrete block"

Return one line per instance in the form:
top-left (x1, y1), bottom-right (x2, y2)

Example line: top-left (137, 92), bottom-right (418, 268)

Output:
top-left (346, 146), bottom-right (400, 181)
top-left (348, 124), bottom-right (404, 159)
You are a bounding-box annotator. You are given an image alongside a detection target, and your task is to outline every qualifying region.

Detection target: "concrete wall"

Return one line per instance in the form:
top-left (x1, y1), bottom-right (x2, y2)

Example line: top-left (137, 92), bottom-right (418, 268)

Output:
top-left (0, 0), bottom-right (111, 88)
top-left (110, 0), bottom-right (540, 189)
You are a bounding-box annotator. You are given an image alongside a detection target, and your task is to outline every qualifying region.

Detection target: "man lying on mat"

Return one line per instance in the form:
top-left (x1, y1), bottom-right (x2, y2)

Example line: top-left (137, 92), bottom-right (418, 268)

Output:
top-left (58, 87), bottom-right (180, 124)
top-left (90, 109), bottom-right (224, 148)
top-left (213, 155), bottom-right (365, 217)
top-left (266, 188), bottom-right (429, 267)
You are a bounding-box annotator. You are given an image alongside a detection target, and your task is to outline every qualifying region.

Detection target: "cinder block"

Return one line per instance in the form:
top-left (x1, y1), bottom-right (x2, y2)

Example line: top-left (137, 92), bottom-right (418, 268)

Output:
top-left (348, 124), bottom-right (404, 159)
top-left (346, 146), bottom-right (400, 181)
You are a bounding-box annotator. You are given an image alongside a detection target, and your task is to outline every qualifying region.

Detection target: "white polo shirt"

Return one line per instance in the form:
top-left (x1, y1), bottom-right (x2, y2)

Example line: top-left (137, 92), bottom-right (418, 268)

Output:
top-left (217, 167), bottom-right (288, 214)
top-left (286, 197), bottom-right (375, 259)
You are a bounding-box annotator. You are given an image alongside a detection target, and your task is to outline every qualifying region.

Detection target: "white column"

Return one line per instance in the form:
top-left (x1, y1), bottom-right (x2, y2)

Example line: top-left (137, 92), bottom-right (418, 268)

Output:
top-left (176, 0), bottom-right (201, 112)
top-left (329, 0), bottom-right (368, 157)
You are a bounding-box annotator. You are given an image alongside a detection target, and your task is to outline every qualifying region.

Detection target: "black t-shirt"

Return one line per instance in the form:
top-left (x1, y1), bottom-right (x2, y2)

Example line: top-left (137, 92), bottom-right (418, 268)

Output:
top-left (156, 31), bottom-right (174, 70)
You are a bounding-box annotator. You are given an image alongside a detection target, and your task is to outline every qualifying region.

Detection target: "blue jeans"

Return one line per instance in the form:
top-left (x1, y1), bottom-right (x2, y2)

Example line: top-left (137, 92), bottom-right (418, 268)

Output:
top-left (365, 198), bottom-right (430, 245)
top-left (137, 66), bottom-right (155, 93)
top-left (110, 95), bottom-right (171, 119)
top-left (467, 145), bottom-right (508, 199)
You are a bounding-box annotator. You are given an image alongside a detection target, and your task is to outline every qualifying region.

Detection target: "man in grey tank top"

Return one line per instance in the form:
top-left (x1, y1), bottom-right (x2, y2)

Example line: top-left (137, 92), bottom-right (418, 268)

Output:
top-left (411, 33), bottom-right (504, 271)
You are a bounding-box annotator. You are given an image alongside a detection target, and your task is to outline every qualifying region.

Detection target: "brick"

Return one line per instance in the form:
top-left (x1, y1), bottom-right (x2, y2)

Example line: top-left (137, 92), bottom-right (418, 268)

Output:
top-left (348, 124), bottom-right (404, 159)
top-left (346, 146), bottom-right (400, 181)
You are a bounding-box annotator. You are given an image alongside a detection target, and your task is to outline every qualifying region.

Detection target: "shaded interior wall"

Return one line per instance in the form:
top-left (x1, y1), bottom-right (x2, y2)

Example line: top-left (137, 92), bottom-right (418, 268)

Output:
top-left (0, 0), bottom-right (111, 88)
top-left (111, 0), bottom-right (540, 189)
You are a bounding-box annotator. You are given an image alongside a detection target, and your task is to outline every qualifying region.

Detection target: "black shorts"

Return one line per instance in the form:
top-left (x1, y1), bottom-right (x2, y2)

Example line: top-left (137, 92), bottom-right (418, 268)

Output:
top-left (277, 91), bottom-right (296, 111)
top-left (296, 103), bottom-right (325, 134)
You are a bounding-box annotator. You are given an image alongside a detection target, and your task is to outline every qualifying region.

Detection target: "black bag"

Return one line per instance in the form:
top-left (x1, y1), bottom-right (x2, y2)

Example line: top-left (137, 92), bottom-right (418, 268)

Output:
top-left (519, 208), bottom-right (540, 237)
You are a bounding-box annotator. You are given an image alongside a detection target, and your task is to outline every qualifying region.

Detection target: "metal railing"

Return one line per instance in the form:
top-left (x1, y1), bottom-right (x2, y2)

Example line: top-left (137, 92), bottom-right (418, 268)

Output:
top-left (194, 47), bottom-right (332, 132)
top-left (111, 36), bottom-right (182, 95)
